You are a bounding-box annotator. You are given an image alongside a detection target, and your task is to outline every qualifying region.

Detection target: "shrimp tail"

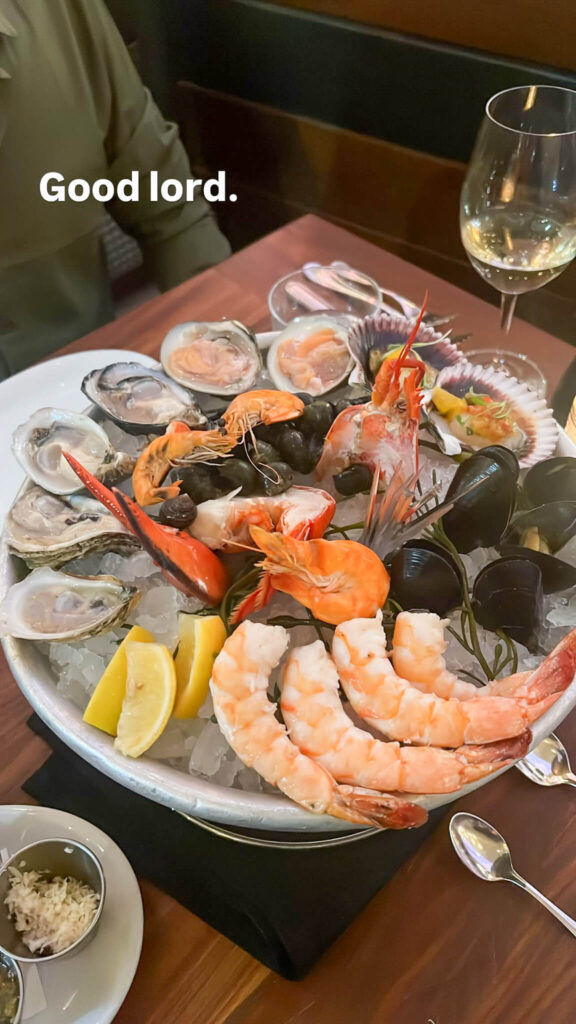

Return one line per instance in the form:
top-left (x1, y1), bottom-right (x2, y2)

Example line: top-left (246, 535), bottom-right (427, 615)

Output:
top-left (516, 628), bottom-right (576, 704)
top-left (230, 573), bottom-right (275, 625)
top-left (461, 728), bottom-right (532, 766)
top-left (331, 786), bottom-right (428, 830)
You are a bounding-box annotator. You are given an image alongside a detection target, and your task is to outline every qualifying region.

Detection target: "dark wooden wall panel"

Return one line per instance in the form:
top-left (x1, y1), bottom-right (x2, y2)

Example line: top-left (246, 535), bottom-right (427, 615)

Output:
top-left (270, 0), bottom-right (576, 72)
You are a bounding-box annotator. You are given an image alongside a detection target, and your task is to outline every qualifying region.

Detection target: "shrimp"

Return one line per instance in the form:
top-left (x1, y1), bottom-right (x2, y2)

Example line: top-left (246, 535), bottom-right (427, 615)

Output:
top-left (392, 612), bottom-right (532, 700)
top-left (221, 389), bottom-right (304, 438)
top-left (233, 525), bottom-right (390, 625)
top-left (280, 641), bottom-right (531, 793)
top-left (190, 486), bottom-right (335, 551)
top-left (132, 422), bottom-right (234, 506)
top-left (333, 613), bottom-right (576, 747)
top-left (315, 301), bottom-right (426, 484)
top-left (210, 621), bottom-right (427, 829)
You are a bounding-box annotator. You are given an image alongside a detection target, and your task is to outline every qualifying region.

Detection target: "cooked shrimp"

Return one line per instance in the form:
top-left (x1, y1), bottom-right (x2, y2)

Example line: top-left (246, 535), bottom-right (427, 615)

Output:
top-left (392, 612), bottom-right (532, 700)
top-left (191, 486), bottom-right (335, 551)
top-left (210, 621), bottom-right (427, 829)
top-left (280, 641), bottom-right (531, 793)
top-left (132, 422), bottom-right (234, 506)
top-left (333, 613), bottom-right (576, 747)
top-left (222, 389), bottom-right (304, 438)
top-left (234, 526), bottom-right (390, 625)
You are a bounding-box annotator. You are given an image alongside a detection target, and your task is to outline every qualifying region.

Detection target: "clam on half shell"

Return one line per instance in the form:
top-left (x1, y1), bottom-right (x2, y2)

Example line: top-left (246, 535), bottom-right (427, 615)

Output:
top-left (12, 407), bottom-right (136, 495)
top-left (0, 567), bottom-right (140, 641)
top-left (5, 485), bottom-right (138, 568)
top-left (266, 314), bottom-right (353, 396)
top-left (82, 361), bottom-right (207, 434)
top-left (160, 320), bottom-right (262, 397)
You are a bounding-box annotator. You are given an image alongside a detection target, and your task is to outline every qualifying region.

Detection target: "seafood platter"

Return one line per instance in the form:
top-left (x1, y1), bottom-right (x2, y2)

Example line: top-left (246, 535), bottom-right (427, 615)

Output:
top-left (2, 304), bottom-right (576, 837)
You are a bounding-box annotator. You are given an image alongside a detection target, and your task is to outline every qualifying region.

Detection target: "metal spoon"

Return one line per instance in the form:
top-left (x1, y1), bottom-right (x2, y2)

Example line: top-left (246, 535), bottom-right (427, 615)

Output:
top-left (516, 733), bottom-right (576, 788)
top-left (450, 812), bottom-right (576, 938)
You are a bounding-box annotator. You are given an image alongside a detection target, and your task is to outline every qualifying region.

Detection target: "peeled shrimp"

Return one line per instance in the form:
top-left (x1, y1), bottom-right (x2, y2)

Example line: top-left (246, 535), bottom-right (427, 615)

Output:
top-left (333, 613), bottom-right (576, 747)
top-left (392, 612), bottom-right (532, 700)
top-left (280, 641), bottom-right (530, 794)
top-left (210, 621), bottom-right (427, 829)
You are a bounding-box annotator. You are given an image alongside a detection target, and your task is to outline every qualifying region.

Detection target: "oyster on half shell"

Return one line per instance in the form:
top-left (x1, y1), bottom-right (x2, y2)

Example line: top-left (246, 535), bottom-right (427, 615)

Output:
top-left (12, 407), bottom-right (136, 495)
top-left (5, 485), bottom-right (138, 568)
top-left (0, 567), bottom-right (140, 641)
top-left (160, 320), bottom-right (262, 396)
top-left (82, 361), bottom-right (207, 434)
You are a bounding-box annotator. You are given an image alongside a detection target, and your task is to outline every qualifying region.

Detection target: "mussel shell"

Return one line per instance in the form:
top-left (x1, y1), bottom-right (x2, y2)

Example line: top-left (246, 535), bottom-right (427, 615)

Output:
top-left (523, 456), bottom-right (576, 508)
top-left (472, 557), bottom-right (544, 649)
top-left (502, 501), bottom-right (576, 554)
top-left (82, 361), bottom-right (207, 434)
top-left (267, 314), bottom-right (353, 396)
top-left (348, 312), bottom-right (463, 387)
top-left (388, 540), bottom-right (463, 615)
top-left (434, 361), bottom-right (558, 468)
top-left (499, 544), bottom-right (576, 595)
top-left (442, 446), bottom-right (519, 553)
top-left (160, 320), bottom-right (262, 396)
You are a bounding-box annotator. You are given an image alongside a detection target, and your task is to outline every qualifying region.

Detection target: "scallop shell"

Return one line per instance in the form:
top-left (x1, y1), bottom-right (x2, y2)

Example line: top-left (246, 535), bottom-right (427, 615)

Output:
top-left (82, 361), bottom-right (207, 434)
top-left (160, 320), bottom-right (262, 396)
top-left (12, 408), bottom-right (136, 495)
top-left (433, 361), bottom-right (558, 468)
top-left (267, 313), bottom-right (353, 396)
top-left (0, 567), bottom-right (140, 641)
top-left (5, 485), bottom-right (138, 568)
top-left (348, 312), bottom-right (464, 388)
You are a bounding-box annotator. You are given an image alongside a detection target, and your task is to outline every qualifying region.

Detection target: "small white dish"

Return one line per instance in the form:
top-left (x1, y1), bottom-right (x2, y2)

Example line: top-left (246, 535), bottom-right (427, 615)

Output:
top-left (0, 806), bottom-right (142, 1024)
top-left (0, 350), bottom-right (157, 525)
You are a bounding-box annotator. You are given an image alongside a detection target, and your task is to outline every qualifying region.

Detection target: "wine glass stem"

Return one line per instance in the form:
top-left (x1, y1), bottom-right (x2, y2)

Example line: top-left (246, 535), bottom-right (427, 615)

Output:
top-left (500, 293), bottom-right (518, 333)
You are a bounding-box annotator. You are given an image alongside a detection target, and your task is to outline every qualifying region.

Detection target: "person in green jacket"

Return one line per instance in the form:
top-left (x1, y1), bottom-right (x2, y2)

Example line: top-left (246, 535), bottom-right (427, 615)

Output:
top-left (0, 0), bottom-right (231, 377)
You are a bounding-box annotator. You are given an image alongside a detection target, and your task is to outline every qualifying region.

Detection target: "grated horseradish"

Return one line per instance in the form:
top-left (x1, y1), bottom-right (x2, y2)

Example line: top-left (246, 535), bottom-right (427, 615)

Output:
top-left (5, 867), bottom-right (100, 955)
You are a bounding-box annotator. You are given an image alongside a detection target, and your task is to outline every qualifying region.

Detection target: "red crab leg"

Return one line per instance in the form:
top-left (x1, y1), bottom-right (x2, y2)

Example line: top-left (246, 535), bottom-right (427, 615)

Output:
top-left (62, 451), bottom-right (131, 528)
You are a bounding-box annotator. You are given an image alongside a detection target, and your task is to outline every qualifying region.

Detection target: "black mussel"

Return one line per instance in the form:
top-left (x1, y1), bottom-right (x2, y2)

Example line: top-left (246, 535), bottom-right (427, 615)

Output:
top-left (274, 427), bottom-right (318, 473)
top-left (502, 501), bottom-right (576, 555)
top-left (218, 458), bottom-right (258, 495)
top-left (499, 544), bottom-right (576, 595)
top-left (388, 540), bottom-right (463, 615)
top-left (333, 395), bottom-right (371, 417)
top-left (180, 465), bottom-right (222, 504)
top-left (256, 460), bottom-right (294, 496)
top-left (523, 456), bottom-right (576, 508)
top-left (442, 445), bottom-right (519, 553)
top-left (472, 557), bottom-right (543, 649)
top-left (298, 400), bottom-right (335, 438)
top-left (159, 494), bottom-right (198, 529)
top-left (249, 440), bottom-right (281, 464)
top-left (333, 463), bottom-right (373, 496)
top-left (294, 392), bottom-right (313, 406)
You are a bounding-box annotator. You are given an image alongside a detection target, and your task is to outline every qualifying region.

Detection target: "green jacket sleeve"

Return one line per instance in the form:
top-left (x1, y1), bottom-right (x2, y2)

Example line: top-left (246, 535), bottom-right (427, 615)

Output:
top-left (71, 0), bottom-right (231, 289)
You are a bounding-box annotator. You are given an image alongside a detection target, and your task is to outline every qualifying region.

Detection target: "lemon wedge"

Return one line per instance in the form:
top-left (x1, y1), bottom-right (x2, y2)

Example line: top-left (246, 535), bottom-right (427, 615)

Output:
top-left (115, 642), bottom-right (176, 758)
top-left (173, 613), bottom-right (227, 719)
top-left (83, 625), bottom-right (155, 736)
top-left (432, 386), bottom-right (467, 419)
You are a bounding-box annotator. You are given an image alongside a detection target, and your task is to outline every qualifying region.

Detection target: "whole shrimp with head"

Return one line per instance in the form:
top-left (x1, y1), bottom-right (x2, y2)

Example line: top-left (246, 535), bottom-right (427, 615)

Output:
top-left (315, 300), bottom-right (427, 485)
top-left (210, 620), bottom-right (428, 829)
top-left (132, 389), bottom-right (305, 506)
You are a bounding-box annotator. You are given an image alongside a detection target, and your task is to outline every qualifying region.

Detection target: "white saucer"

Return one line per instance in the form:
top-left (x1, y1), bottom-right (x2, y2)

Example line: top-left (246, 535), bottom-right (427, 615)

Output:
top-left (0, 349), bottom-right (157, 525)
top-left (0, 805), bottom-right (143, 1024)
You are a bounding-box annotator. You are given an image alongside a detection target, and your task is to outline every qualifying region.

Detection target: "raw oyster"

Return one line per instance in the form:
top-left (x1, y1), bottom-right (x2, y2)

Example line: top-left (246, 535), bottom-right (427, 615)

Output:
top-left (267, 313), bottom-right (353, 396)
top-left (160, 320), bottom-right (262, 396)
top-left (0, 567), bottom-right (140, 641)
top-left (430, 362), bottom-right (558, 468)
top-left (5, 485), bottom-right (138, 568)
top-left (82, 361), bottom-right (207, 434)
top-left (12, 408), bottom-right (136, 495)
top-left (348, 312), bottom-right (463, 389)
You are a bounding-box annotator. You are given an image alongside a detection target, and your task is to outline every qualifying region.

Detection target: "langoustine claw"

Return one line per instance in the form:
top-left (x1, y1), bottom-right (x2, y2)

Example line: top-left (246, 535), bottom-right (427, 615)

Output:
top-left (210, 621), bottom-right (428, 829)
top-left (280, 641), bottom-right (531, 793)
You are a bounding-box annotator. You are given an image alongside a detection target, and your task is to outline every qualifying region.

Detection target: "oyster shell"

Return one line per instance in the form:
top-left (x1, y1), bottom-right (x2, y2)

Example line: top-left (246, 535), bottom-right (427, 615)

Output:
top-left (160, 320), bottom-right (262, 396)
top-left (82, 361), bottom-right (207, 434)
top-left (12, 408), bottom-right (136, 495)
top-left (267, 314), bottom-right (353, 396)
top-left (0, 567), bottom-right (139, 641)
top-left (5, 485), bottom-right (138, 568)
top-left (430, 362), bottom-right (558, 468)
top-left (348, 312), bottom-right (463, 389)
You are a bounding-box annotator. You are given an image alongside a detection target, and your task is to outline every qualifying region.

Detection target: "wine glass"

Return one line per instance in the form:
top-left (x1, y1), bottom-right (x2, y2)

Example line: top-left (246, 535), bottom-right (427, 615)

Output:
top-left (461, 85), bottom-right (576, 333)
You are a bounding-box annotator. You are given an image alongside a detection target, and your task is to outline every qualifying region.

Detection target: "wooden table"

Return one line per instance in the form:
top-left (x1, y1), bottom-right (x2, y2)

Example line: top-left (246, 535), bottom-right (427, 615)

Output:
top-left (3, 215), bottom-right (576, 1024)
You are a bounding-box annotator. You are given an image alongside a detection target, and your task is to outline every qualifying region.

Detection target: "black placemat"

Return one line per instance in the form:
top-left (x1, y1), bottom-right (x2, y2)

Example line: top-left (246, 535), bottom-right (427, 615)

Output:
top-left (24, 714), bottom-right (442, 979)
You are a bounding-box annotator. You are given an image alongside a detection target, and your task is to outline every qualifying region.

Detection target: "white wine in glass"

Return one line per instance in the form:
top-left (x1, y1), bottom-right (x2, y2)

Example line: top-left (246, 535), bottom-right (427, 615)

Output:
top-left (461, 85), bottom-right (576, 332)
